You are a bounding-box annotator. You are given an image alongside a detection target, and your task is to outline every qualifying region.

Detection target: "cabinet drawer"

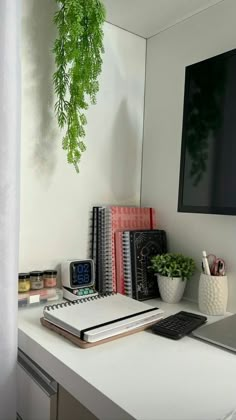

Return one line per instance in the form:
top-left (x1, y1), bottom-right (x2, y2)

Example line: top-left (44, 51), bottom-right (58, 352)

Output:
top-left (17, 350), bottom-right (57, 420)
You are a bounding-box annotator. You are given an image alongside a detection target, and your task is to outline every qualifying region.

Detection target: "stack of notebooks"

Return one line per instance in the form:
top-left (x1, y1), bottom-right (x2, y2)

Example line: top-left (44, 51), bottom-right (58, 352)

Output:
top-left (41, 293), bottom-right (164, 348)
top-left (90, 205), bottom-right (167, 300)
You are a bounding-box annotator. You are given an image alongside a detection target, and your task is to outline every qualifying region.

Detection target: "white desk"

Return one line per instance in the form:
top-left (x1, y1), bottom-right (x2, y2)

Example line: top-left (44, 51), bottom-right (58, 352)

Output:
top-left (18, 299), bottom-right (236, 420)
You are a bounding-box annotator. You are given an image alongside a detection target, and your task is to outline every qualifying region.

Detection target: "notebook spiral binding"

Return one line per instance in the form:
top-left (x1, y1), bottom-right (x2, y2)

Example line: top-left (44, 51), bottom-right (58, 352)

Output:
top-left (45, 292), bottom-right (115, 311)
top-left (104, 207), bottom-right (113, 293)
top-left (122, 231), bottom-right (133, 298)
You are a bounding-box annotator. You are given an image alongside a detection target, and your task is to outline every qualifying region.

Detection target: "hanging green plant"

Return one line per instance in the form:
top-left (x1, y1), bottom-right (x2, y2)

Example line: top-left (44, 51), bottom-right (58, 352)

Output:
top-left (53, 0), bottom-right (106, 172)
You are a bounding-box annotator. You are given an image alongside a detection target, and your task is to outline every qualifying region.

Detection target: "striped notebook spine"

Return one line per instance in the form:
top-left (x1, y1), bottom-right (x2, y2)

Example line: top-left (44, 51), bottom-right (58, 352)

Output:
top-left (98, 207), bottom-right (106, 293)
top-left (122, 231), bottom-right (132, 298)
top-left (91, 207), bottom-right (98, 288)
top-left (103, 207), bottom-right (113, 293)
top-left (115, 230), bottom-right (125, 294)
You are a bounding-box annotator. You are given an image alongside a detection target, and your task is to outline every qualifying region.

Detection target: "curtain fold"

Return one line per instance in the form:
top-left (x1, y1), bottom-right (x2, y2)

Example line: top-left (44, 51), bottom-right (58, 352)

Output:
top-left (0, 1), bottom-right (21, 419)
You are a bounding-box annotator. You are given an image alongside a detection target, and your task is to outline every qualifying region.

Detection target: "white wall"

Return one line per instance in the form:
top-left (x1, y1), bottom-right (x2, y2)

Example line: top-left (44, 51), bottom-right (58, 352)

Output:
top-left (20, 1), bottom-right (146, 274)
top-left (142, 0), bottom-right (236, 311)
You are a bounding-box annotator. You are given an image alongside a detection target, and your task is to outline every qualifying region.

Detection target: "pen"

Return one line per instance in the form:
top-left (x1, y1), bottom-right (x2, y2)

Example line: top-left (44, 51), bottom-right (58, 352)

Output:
top-left (202, 250), bottom-right (211, 275)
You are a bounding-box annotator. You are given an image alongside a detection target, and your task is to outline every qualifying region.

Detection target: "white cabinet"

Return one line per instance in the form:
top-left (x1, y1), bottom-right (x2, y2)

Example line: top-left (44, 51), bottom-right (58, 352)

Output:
top-left (17, 350), bottom-right (57, 420)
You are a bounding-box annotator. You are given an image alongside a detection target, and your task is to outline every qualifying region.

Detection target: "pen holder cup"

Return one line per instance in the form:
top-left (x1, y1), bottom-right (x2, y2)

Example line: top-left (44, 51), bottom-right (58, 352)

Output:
top-left (198, 273), bottom-right (228, 316)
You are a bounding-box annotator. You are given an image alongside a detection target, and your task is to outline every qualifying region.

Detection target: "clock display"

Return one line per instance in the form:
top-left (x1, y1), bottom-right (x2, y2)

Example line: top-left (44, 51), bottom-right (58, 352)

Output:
top-left (70, 261), bottom-right (93, 287)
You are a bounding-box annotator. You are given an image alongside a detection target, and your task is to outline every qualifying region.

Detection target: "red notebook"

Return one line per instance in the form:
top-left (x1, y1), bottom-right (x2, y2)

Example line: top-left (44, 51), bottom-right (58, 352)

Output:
top-left (105, 207), bottom-right (157, 293)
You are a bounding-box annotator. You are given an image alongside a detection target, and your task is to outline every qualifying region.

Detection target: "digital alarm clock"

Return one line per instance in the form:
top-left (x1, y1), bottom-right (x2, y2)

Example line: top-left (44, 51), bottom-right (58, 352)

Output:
top-left (61, 259), bottom-right (95, 289)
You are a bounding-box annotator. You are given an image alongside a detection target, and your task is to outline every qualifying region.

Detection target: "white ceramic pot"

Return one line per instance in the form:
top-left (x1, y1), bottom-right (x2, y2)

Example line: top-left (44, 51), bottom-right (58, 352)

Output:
top-left (157, 275), bottom-right (187, 304)
top-left (198, 273), bottom-right (228, 315)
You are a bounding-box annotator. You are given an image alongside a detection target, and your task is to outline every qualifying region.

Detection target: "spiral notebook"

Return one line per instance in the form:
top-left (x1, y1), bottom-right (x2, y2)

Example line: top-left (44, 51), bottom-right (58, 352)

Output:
top-left (123, 230), bottom-right (167, 300)
top-left (103, 206), bottom-right (156, 293)
top-left (90, 206), bottom-right (157, 294)
top-left (90, 206), bottom-right (105, 293)
top-left (43, 293), bottom-right (163, 343)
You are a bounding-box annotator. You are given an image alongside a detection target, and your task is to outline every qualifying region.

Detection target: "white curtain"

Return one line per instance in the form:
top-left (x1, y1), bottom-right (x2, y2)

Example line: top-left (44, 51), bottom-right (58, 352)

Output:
top-left (0, 1), bottom-right (21, 419)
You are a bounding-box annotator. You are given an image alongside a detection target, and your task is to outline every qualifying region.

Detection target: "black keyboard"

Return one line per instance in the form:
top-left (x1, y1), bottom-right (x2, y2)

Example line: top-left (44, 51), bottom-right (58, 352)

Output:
top-left (152, 311), bottom-right (207, 340)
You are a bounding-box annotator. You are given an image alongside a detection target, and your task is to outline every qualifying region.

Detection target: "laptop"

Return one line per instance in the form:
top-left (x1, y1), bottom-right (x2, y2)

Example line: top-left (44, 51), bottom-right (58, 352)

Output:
top-left (192, 314), bottom-right (236, 352)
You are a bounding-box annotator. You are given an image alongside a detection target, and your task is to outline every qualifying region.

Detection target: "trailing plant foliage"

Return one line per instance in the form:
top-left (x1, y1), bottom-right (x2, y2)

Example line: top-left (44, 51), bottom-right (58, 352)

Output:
top-left (150, 253), bottom-right (196, 280)
top-left (53, 0), bottom-right (106, 171)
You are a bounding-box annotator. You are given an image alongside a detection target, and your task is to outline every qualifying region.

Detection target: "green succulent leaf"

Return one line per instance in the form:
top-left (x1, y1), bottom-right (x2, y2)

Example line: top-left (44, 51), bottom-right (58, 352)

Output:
top-left (150, 253), bottom-right (196, 280)
top-left (53, 0), bottom-right (106, 172)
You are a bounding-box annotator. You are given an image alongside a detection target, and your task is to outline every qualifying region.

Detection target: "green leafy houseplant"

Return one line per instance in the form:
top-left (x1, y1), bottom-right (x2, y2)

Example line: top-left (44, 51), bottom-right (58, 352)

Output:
top-left (53, 0), bottom-right (106, 172)
top-left (150, 253), bottom-right (196, 281)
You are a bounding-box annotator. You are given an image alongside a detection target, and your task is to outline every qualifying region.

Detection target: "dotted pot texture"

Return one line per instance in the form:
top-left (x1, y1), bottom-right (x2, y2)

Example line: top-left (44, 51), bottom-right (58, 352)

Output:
top-left (198, 273), bottom-right (228, 315)
top-left (157, 275), bottom-right (187, 304)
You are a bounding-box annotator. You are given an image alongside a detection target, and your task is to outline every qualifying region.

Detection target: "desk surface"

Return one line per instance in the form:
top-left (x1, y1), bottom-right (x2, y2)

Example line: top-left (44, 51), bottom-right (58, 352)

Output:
top-left (18, 299), bottom-right (236, 420)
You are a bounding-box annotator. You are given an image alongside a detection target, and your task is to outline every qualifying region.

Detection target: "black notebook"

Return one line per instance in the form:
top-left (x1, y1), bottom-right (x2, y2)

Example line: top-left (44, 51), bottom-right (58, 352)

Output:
top-left (122, 229), bottom-right (167, 300)
top-left (91, 206), bottom-right (105, 293)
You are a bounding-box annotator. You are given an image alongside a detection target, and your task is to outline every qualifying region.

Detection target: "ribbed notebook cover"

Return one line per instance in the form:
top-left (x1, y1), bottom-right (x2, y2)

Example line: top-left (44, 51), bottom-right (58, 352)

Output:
top-left (91, 206), bottom-right (106, 293)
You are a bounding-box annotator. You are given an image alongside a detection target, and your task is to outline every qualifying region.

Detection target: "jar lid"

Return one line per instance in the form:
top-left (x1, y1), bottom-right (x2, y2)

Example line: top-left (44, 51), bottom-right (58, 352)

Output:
top-left (19, 273), bottom-right (30, 280)
top-left (30, 271), bottom-right (44, 277)
top-left (44, 270), bottom-right (57, 275)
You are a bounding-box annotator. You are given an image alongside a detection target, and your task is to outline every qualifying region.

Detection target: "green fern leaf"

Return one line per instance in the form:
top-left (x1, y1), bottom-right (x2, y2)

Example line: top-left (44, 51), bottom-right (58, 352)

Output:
top-left (53, 0), bottom-right (106, 171)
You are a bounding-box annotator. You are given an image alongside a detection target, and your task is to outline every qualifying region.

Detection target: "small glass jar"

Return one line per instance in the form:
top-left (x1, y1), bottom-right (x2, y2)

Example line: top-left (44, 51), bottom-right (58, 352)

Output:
top-left (44, 270), bottom-right (57, 288)
top-left (30, 271), bottom-right (44, 290)
top-left (18, 273), bottom-right (31, 293)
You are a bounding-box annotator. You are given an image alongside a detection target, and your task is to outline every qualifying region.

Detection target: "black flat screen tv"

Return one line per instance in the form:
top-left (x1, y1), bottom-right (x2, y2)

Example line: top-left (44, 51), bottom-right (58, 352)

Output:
top-left (178, 48), bottom-right (236, 215)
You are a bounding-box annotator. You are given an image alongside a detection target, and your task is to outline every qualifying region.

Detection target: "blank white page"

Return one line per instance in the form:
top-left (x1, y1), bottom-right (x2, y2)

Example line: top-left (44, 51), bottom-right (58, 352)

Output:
top-left (43, 293), bottom-right (160, 337)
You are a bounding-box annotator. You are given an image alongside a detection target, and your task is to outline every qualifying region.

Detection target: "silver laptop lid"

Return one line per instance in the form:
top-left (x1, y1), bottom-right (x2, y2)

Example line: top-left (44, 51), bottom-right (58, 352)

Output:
top-left (192, 314), bottom-right (236, 352)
